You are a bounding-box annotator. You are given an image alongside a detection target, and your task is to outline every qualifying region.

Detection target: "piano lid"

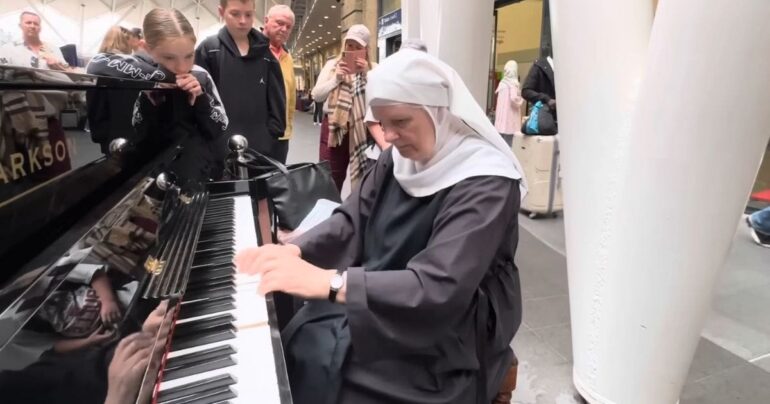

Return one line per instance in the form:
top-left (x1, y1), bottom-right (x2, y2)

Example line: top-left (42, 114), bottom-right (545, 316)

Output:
top-left (0, 64), bottom-right (179, 284)
top-left (0, 64), bottom-right (166, 90)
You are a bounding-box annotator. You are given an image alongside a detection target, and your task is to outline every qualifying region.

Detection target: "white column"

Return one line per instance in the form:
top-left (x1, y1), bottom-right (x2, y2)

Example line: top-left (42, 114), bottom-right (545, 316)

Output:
top-left (403, 0), bottom-right (494, 106)
top-left (400, 0), bottom-right (420, 41)
top-left (554, 0), bottom-right (770, 402)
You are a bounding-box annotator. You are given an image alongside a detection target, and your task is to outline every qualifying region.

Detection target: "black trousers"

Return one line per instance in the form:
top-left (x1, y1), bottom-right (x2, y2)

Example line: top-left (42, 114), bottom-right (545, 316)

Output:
top-left (273, 139), bottom-right (289, 164)
top-left (313, 102), bottom-right (324, 124)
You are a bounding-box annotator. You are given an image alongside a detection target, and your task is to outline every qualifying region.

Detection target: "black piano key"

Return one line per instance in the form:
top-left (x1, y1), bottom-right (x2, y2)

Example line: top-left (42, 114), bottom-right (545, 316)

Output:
top-left (165, 344), bottom-right (236, 370)
top-left (204, 206), bottom-right (232, 215)
top-left (202, 217), bottom-right (234, 226)
top-left (195, 234), bottom-right (234, 246)
top-left (178, 300), bottom-right (236, 320)
top-left (189, 267), bottom-right (234, 281)
top-left (181, 293), bottom-right (234, 306)
top-left (203, 211), bottom-right (232, 219)
top-left (174, 386), bottom-right (237, 404)
top-left (202, 215), bottom-right (230, 223)
top-left (193, 249), bottom-right (234, 262)
top-left (200, 223), bottom-right (234, 232)
top-left (182, 286), bottom-right (235, 302)
top-left (188, 268), bottom-right (235, 283)
top-left (163, 355), bottom-right (237, 382)
top-left (170, 326), bottom-right (236, 351)
top-left (193, 242), bottom-right (235, 254)
top-left (198, 227), bottom-right (234, 237)
top-left (173, 314), bottom-right (235, 338)
top-left (191, 261), bottom-right (234, 271)
top-left (191, 257), bottom-right (233, 269)
top-left (186, 278), bottom-right (234, 294)
top-left (208, 198), bottom-right (234, 207)
top-left (158, 374), bottom-right (237, 403)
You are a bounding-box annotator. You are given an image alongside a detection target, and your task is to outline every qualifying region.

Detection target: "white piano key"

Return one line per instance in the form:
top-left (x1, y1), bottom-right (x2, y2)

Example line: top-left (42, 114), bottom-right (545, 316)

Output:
top-left (159, 327), bottom-right (279, 403)
top-left (160, 195), bottom-right (282, 404)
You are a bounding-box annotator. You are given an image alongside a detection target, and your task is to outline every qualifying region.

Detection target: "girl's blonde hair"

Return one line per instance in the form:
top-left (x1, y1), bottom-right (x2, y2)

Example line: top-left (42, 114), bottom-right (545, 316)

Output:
top-left (142, 8), bottom-right (196, 49)
top-left (99, 26), bottom-right (132, 54)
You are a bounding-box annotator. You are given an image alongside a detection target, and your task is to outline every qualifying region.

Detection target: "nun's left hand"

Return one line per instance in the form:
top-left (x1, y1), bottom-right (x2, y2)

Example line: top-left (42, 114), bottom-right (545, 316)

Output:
top-left (235, 245), bottom-right (332, 299)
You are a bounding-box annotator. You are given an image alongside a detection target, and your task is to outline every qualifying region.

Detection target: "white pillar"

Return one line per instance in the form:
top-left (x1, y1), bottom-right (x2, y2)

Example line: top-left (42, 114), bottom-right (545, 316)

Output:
top-left (403, 0), bottom-right (494, 106)
top-left (554, 0), bottom-right (770, 402)
top-left (400, 0), bottom-right (420, 41)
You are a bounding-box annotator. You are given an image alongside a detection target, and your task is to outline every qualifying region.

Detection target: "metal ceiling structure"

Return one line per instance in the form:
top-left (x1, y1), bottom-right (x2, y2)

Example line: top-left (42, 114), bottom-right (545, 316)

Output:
top-left (288, 0), bottom-right (340, 56)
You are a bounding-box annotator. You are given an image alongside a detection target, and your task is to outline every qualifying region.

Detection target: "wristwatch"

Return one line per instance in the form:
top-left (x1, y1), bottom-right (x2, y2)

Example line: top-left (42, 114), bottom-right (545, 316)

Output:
top-left (328, 269), bottom-right (345, 303)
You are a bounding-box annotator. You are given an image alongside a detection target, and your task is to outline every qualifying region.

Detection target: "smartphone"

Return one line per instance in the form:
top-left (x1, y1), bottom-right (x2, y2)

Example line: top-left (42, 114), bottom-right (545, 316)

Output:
top-left (342, 50), bottom-right (366, 73)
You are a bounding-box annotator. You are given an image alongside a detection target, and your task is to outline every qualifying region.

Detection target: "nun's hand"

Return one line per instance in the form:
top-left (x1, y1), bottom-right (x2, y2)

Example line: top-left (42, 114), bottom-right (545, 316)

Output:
top-left (235, 245), bottom-right (330, 299)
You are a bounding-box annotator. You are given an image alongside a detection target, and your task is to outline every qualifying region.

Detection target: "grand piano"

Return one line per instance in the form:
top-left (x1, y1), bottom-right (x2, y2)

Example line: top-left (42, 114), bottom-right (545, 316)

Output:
top-left (0, 65), bottom-right (291, 404)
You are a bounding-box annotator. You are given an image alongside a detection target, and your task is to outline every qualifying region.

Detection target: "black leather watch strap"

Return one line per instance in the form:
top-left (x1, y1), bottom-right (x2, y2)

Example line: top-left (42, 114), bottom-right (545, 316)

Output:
top-left (328, 269), bottom-right (345, 303)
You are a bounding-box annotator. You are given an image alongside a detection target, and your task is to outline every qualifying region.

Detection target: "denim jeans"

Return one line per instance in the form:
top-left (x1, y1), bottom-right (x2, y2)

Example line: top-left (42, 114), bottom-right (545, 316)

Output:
top-left (750, 206), bottom-right (770, 235)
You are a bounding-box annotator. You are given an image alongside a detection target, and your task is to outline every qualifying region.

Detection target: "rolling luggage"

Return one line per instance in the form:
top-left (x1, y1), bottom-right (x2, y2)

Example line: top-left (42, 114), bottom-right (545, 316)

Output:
top-left (512, 133), bottom-right (563, 217)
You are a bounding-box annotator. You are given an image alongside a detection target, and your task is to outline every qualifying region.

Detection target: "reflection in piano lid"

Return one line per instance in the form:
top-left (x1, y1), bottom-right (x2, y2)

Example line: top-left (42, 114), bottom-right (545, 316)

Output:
top-left (0, 69), bottom-right (291, 403)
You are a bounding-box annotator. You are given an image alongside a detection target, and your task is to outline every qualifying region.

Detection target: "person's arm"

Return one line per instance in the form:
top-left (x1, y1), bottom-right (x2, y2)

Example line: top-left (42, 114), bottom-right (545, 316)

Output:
top-left (310, 60), bottom-right (339, 103)
top-left (367, 121), bottom-right (388, 150)
top-left (512, 82), bottom-right (524, 106)
top-left (86, 89), bottom-right (110, 146)
top-left (364, 107), bottom-right (390, 150)
top-left (43, 45), bottom-right (69, 71)
top-left (283, 54), bottom-right (296, 140)
top-left (90, 271), bottom-right (121, 327)
top-left (344, 176), bottom-right (519, 360)
top-left (190, 67), bottom-right (229, 139)
top-left (266, 56), bottom-right (287, 139)
top-left (53, 327), bottom-right (114, 353)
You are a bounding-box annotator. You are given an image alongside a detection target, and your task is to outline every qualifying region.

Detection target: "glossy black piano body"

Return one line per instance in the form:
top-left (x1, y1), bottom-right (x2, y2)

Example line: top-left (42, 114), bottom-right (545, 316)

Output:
top-left (0, 65), bottom-right (291, 404)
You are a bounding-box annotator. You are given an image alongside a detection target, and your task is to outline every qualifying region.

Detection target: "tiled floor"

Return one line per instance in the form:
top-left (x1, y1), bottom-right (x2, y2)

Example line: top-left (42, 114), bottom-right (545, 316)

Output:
top-left (288, 111), bottom-right (770, 403)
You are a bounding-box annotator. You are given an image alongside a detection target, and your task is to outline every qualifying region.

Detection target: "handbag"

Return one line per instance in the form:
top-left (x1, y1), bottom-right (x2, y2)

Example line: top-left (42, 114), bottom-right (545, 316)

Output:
top-left (523, 101), bottom-right (558, 135)
top-left (238, 150), bottom-right (341, 231)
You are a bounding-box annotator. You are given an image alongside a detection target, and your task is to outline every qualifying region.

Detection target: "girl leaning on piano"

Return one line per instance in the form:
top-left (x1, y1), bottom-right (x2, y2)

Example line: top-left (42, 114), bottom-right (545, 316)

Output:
top-left (86, 8), bottom-right (229, 190)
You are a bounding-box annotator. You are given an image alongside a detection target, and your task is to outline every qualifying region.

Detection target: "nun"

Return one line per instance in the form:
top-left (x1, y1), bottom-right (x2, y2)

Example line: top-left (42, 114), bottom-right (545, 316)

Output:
top-left (236, 48), bottom-right (527, 404)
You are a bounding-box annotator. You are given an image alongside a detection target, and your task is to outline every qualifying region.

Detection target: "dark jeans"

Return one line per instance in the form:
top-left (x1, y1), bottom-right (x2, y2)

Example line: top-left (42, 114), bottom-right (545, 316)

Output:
top-left (313, 102), bottom-right (324, 123)
top-left (318, 115), bottom-right (349, 191)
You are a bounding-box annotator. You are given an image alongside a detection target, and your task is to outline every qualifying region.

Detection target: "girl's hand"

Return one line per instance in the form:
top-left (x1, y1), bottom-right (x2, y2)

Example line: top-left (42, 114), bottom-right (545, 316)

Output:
top-left (354, 58), bottom-right (368, 73)
top-left (335, 61), bottom-right (350, 81)
top-left (176, 73), bottom-right (203, 105)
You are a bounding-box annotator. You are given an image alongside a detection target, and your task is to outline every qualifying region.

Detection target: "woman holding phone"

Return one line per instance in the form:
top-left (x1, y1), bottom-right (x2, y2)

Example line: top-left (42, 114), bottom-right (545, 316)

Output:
top-left (311, 24), bottom-right (387, 191)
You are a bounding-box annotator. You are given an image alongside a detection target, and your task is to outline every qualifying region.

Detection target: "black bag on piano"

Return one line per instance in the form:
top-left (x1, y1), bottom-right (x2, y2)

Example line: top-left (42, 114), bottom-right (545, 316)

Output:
top-left (239, 151), bottom-right (341, 231)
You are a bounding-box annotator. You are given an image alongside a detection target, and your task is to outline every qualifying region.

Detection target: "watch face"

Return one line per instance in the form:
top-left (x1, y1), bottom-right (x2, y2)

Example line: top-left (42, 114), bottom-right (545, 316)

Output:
top-left (330, 274), bottom-right (344, 289)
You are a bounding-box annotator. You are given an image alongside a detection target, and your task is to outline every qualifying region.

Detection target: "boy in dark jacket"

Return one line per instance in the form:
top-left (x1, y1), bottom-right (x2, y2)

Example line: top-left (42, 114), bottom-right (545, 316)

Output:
top-left (195, 0), bottom-right (286, 161)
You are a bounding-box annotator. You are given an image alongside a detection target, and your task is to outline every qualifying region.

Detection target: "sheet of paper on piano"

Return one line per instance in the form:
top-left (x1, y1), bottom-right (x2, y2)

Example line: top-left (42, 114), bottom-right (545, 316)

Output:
top-left (276, 198), bottom-right (340, 244)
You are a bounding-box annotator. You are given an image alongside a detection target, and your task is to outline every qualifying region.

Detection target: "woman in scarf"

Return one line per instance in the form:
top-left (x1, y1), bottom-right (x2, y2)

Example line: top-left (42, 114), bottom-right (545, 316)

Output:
top-left (494, 60), bottom-right (524, 146)
top-left (310, 24), bottom-right (387, 191)
top-left (237, 48), bottom-right (527, 404)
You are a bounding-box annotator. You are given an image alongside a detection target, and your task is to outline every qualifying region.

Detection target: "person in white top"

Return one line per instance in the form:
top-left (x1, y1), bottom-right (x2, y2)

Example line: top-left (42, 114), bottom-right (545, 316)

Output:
top-left (311, 24), bottom-right (388, 192)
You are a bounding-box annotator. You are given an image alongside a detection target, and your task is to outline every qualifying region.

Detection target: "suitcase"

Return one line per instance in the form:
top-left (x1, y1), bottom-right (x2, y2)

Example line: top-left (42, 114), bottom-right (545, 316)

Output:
top-left (511, 133), bottom-right (563, 217)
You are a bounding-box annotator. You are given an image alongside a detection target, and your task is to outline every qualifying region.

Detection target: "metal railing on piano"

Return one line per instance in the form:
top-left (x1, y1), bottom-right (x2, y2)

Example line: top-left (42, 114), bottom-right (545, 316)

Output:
top-left (0, 65), bottom-right (291, 403)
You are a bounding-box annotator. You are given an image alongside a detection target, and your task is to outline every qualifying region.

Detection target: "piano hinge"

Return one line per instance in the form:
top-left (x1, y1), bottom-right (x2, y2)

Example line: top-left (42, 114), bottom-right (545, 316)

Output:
top-left (144, 256), bottom-right (166, 275)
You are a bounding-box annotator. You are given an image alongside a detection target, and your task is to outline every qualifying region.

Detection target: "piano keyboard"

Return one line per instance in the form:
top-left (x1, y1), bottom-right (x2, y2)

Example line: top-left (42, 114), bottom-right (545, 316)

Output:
top-left (156, 195), bottom-right (283, 404)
